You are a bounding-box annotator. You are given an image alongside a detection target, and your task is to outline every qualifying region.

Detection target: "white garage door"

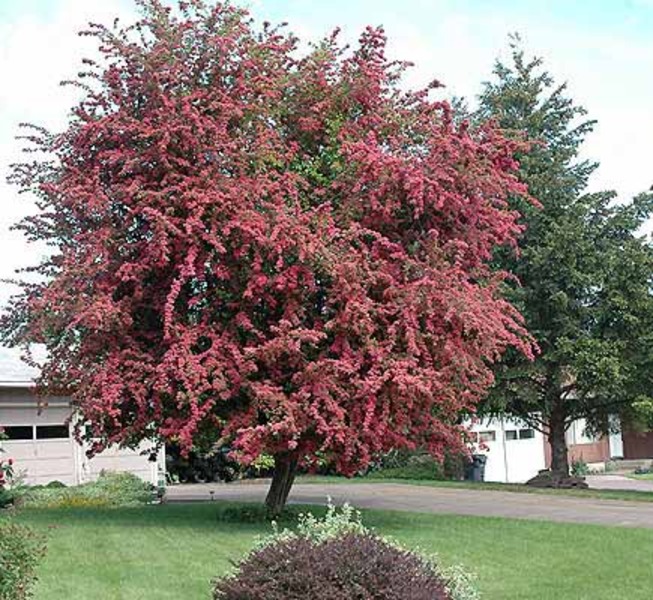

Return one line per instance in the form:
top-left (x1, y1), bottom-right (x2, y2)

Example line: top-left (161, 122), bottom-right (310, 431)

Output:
top-left (1, 405), bottom-right (77, 486)
top-left (468, 417), bottom-right (546, 483)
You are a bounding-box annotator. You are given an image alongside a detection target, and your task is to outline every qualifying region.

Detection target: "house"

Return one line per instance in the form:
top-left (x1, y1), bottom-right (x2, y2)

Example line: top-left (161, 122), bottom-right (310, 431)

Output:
top-left (0, 347), bottom-right (165, 487)
top-left (468, 415), bottom-right (653, 483)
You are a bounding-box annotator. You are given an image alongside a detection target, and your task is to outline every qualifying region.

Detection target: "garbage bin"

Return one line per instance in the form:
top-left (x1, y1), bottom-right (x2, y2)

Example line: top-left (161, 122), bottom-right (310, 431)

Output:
top-left (464, 454), bottom-right (487, 482)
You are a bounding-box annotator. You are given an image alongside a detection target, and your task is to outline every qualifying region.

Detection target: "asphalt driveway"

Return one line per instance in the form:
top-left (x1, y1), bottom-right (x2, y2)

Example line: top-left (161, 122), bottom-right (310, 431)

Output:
top-left (166, 480), bottom-right (653, 529)
top-left (586, 474), bottom-right (653, 492)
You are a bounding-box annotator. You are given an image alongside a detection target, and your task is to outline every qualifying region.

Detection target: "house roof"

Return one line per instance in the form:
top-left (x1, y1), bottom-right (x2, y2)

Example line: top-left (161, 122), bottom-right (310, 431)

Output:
top-left (0, 346), bottom-right (40, 387)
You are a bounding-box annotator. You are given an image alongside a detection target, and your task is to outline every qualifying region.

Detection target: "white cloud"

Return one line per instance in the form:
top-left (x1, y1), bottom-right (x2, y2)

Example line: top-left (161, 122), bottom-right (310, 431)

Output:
top-left (384, 9), bottom-right (653, 205)
top-left (0, 0), bottom-right (135, 307)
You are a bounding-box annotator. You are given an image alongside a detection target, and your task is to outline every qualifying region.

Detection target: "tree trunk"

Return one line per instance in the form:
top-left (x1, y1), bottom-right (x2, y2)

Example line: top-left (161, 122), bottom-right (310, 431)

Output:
top-left (265, 453), bottom-right (298, 518)
top-left (548, 410), bottom-right (569, 477)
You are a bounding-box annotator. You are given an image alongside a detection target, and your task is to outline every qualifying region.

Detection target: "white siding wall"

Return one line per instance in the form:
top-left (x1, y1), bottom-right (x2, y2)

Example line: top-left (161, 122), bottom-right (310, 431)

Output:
top-left (79, 443), bottom-right (164, 486)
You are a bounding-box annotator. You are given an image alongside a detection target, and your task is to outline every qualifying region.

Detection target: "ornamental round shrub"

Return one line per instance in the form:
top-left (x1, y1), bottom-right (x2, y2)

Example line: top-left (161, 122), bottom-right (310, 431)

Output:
top-left (214, 531), bottom-right (451, 600)
top-left (213, 504), bottom-right (479, 600)
top-left (0, 522), bottom-right (46, 600)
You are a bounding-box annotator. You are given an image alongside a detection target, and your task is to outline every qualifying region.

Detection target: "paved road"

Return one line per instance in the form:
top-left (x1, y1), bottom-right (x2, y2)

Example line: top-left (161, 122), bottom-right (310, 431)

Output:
top-left (586, 474), bottom-right (653, 492)
top-left (166, 481), bottom-right (653, 529)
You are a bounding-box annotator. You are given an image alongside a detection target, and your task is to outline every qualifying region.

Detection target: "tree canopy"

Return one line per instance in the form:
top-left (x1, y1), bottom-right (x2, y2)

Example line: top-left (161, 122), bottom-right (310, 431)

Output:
top-left (478, 38), bottom-right (653, 475)
top-left (1, 2), bottom-right (534, 511)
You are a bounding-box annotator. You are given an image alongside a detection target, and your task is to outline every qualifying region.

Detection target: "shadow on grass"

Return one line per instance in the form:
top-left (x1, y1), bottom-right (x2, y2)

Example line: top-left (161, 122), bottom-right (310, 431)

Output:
top-left (14, 501), bottom-right (329, 533)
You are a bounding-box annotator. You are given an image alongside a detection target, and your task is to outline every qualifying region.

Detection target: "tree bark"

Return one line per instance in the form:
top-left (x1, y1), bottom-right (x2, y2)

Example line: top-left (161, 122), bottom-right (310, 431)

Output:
top-left (265, 453), bottom-right (298, 518)
top-left (548, 409), bottom-right (570, 477)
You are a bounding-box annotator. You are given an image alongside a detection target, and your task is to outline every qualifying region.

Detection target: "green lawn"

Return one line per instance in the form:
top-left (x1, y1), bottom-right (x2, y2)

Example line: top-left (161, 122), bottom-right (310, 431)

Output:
top-left (297, 474), bottom-right (653, 502)
top-left (631, 472), bottom-right (653, 480)
top-left (8, 502), bottom-right (653, 600)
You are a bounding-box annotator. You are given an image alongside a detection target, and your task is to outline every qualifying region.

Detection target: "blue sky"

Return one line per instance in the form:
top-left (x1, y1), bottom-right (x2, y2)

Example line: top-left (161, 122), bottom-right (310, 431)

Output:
top-left (1, 0), bottom-right (652, 307)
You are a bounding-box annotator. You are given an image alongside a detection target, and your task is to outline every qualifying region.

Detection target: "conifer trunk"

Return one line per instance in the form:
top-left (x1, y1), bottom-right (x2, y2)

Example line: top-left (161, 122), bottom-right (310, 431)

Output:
top-left (548, 409), bottom-right (570, 477)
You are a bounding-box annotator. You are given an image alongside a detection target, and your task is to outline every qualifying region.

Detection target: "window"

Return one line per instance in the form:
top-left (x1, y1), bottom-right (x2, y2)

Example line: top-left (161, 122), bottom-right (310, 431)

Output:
top-left (505, 430), bottom-right (518, 441)
top-left (36, 425), bottom-right (69, 440)
top-left (519, 429), bottom-right (535, 440)
top-left (566, 419), bottom-right (597, 445)
top-left (2, 426), bottom-right (33, 441)
top-left (478, 431), bottom-right (496, 443)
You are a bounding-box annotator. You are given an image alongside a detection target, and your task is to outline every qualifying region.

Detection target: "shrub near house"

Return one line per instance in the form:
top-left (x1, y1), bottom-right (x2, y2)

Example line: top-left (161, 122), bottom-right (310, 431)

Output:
top-left (0, 428), bottom-right (17, 509)
top-left (0, 523), bottom-right (46, 600)
top-left (23, 471), bottom-right (154, 509)
top-left (1, 430), bottom-right (46, 600)
top-left (0, 458), bottom-right (14, 508)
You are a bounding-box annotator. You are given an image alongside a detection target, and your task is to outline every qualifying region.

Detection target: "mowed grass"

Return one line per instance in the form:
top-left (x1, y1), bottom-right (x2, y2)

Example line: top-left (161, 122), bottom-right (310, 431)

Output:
top-left (8, 502), bottom-right (653, 600)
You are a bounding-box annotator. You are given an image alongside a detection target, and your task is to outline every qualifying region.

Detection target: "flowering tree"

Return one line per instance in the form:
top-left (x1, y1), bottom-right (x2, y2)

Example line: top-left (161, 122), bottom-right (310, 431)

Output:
top-left (2, 1), bottom-right (533, 514)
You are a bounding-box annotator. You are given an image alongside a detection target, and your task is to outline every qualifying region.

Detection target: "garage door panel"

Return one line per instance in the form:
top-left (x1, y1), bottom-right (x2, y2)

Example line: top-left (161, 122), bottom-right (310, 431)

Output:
top-left (1, 405), bottom-right (71, 425)
top-left (8, 451), bottom-right (75, 485)
top-left (1, 402), bottom-right (76, 485)
top-left (34, 441), bottom-right (73, 459)
top-left (30, 458), bottom-right (76, 478)
top-left (2, 441), bottom-right (36, 460)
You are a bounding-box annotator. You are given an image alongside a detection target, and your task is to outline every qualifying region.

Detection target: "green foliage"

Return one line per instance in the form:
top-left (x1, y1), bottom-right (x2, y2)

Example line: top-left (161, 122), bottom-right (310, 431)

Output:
top-left (249, 453), bottom-right (275, 476)
top-left (479, 36), bottom-right (653, 471)
top-left (368, 449), bottom-right (465, 481)
top-left (372, 462), bottom-right (444, 481)
top-left (0, 522), bottom-right (46, 600)
top-left (604, 460), bottom-right (619, 473)
top-left (44, 481), bottom-right (66, 489)
top-left (166, 444), bottom-right (241, 483)
top-left (571, 460), bottom-right (589, 477)
top-left (0, 490), bottom-right (12, 510)
top-left (0, 430), bottom-right (20, 509)
top-left (23, 472), bottom-right (153, 509)
top-left (264, 502), bottom-right (368, 546)
top-left (630, 397), bottom-right (653, 431)
top-left (214, 503), bottom-right (304, 524)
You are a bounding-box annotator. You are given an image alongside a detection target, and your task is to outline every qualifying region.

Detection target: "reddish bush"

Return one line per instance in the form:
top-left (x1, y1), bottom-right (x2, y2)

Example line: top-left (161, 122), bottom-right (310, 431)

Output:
top-left (213, 531), bottom-right (451, 600)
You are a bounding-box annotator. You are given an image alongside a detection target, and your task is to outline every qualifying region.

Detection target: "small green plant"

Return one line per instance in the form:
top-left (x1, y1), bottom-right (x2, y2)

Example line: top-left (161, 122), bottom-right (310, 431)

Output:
top-left (0, 522), bottom-right (46, 600)
top-left (634, 466), bottom-right (652, 475)
top-left (571, 459), bottom-right (590, 477)
top-left (248, 453), bottom-right (275, 477)
top-left (604, 460), bottom-right (619, 473)
top-left (44, 481), bottom-right (66, 489)
top-left (0, 428), bottom-right (21, 509)
top-left (0, 460), bottom-right (15, 509)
